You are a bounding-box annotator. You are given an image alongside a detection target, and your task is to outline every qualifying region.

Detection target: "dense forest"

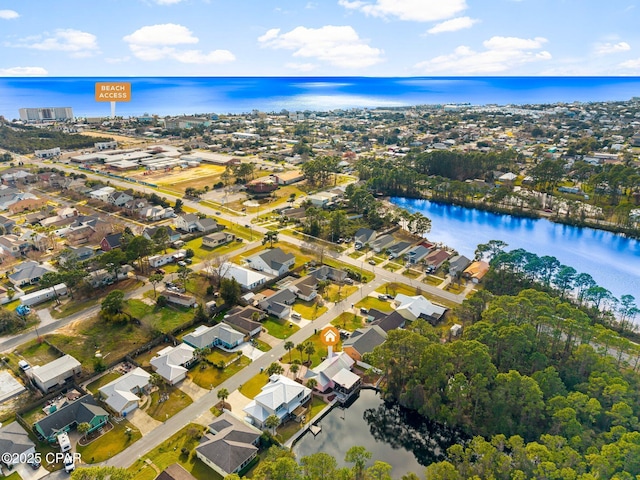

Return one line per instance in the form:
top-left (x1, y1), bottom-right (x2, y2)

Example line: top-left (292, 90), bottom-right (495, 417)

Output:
top-left (0, 124), bottom-right (112, 154)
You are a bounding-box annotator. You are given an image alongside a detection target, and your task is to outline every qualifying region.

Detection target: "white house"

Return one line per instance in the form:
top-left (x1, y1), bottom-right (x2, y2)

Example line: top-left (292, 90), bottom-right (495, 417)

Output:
top-left (150, 344), bottom-right (195, 385)
top-left (243, 375), bottom-right (311, 428)
top-left (30, 355), bottom-right (82, 393)
top-left (107, 190), bottom-right (134, 207)
top-left (245, 248), bottom-right (295, 277)
top-left (89, 186), bottom-right (116, 202)
top-left (148, 249), bottom-right (186, 268)
top-left (220, 263), bottom-right (268, 290)
top-left (182, 323), bottom-right (244, 350)
top-left (174, 214), bottom-right (219, 233)
top-left (394, 294), bottom-right (447, 324)
top-left (99, 367), bottom-right (151, 416)
top-left (20, 283), bottom-right (68, 307)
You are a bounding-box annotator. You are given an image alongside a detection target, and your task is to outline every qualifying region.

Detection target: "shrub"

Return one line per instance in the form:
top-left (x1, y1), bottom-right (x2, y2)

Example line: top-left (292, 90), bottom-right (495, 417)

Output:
top-left (156, 295), bottom-right (167, 307)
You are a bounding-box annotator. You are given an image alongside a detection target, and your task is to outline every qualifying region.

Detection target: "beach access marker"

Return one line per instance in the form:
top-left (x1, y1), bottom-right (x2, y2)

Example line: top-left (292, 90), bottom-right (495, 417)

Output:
top-left (95, 82), bottom-right (131, 118)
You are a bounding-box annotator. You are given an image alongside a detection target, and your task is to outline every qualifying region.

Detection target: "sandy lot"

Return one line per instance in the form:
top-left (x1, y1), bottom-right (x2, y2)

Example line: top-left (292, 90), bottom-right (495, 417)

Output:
top-left (131, 164), bottom-right (227, 192)
top-left (81, 130), bottom-right (149, 144)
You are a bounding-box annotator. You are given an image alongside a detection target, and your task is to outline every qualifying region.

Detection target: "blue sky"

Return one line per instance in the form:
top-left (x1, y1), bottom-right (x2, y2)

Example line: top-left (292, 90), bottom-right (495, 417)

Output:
top-left (1, 0), bottom-right (640, 76)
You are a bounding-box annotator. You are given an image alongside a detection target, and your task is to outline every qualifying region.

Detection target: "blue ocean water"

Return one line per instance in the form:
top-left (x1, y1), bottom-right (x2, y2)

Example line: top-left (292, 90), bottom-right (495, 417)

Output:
top-left (2, 77), bottom-right (640, 119)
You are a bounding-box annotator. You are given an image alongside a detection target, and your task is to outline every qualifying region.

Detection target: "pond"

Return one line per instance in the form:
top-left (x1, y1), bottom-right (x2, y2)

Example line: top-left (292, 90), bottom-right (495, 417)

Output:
top-left (292, 389), bottom-right (466, 478)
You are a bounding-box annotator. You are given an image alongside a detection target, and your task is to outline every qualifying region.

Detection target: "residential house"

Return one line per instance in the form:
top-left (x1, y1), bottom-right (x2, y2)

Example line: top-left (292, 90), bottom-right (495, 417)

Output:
top-left (58, 246), bottom-right (96, 266)
top-left (8, 261), bottom-right (53, 287)
top-left (370, 234), bottom-right (395, 253)
top-left (405, 245), bottom-right (431, 265)
top-left (174, 214), bottom-right (219, 233)
top-left (220, 306), bottom-right (264, 338)
top-left (354, 228), bottom-right (376, 249)
top-left (258, 288), bottom-right (296, 319)
top-left (0, 214), bottom-right (16, 234)
top-left (202, 232), bottom-right (235, 248)
top-left (387, 241), bottom-right (412, 259)
top-left (219, 263), bottom-right (268, 290)
top-left (424, 249), bottom-right (451, 269)
top-left (463, 261), bottom-right (490, 283)
top-left (305, 352), bottom-right (361, 403)
top-left (20, 283), bottom-right (68, 307)
top-left (162, 290), bottom-right (197, 308)
top-left (87, 266), bottom-right (132, 288)
top-left (150, 344), bottom-right (195, 385)
top-left (307, 192), bottom-right (337, 208)
top-left (0, 422), bottom-right (36, 470)
top-left (245, 248), bottom-right (295, 277)
top-left (89, 186), bottom-right (116, 202)
top-left (29, 354), bottom-right (82, 393)
top-left (448, 255), bottom-right (471, 276)
top-left (288, 275), bottom-right (318, 302)
top-left (108, 190), bottom-right (134, 207)
top-left (139, 205), bottom-right (175, 221)
top-left (371, 311), bottom-right (407, 332)
top-left (309, 265), bottom-right (347, 283)
top-left (343, 326), bottom-right (388, 363)
top-left (64, 224), bottom-right (96, 245)
top-left (196, 412), bottom-right (262, 477)
top-left (33, 394), bottom-right (109, 443)
top-left (0, 235), bottom-right (24, 257)
top-left (100, 232), bottom-right (123, 251)
top-left (98, 367), bottom-right (151, 416)
top-left (243, 374), bottom-right (311, 428)
top-left (183, 323), bottom-right (245, 350)
top-left (394, 294), bottom-right (447, 325)
top-left (148, 249), bottom-right (186, 268)
top-left (142, 225), bottom-right (181, 244)
top-left (156, 464), bottom-right (198, 480)
top-left (7, 197), bottom-right (47, 214)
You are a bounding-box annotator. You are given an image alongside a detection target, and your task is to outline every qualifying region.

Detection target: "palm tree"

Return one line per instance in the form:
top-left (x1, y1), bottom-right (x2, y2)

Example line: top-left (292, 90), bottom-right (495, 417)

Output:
top-left (296, 343), bottom-right (305, 362)
top-left (304, 342), bottom-right (316, 364)
top-left (306, 378), bottom-right (318, 391)
top-left (77, 422), bottom-right (91, 442)
top-left (284, 341), bottom-right (295, 362)
top-left (265, 414), bottom-right (280, 435)
top-left (217, 388), bottom-right (230, 409)
top-left (290, 363), bottom-right (299, 379)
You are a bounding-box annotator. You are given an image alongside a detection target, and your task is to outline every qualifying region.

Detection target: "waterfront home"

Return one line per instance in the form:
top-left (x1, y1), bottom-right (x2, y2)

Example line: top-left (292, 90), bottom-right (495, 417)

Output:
top-left (448, 255), bottom-right (471, 275)
top-left (343, 326), bottom-right (388, 363)
top-left (404, 245), bottom-right (431, 265)
top-left (243, 374), bottom-right (311, 428)
top-left (306, 351), bottom-right (361, 403)
top-left (463, 261), bottom-right (490, 283)
top-left (387, 241), bottom-right (412, 259)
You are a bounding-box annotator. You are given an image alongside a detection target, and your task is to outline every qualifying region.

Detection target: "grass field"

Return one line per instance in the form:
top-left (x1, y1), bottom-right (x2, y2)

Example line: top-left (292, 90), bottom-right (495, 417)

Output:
top-left (292, 300), bottom-right (327, 320)
top-left (50, 279), bottom-right (143, 319)
top-left (14, 340), bottom-right (61, 366)
top-left (85, 372), bottom-right (122, 395)
top-left (145, 387), bottom-right (193, 421)
top-left (262, 316), bottom-right (300, 339)
top-left (324, 284), bottom-right (357, 303)
top-left (355, 297), bottom-right (394, 313)
top-left (46, 317), bottom-right (155, 373)
top-left (239, 372), bottom-right (269, 399)
top-left (149, 164), bottom-right (227, 192)
top-left (287, 332), bottom-right (340, 369)
top-left (77, 419), bottom-right (141, 464)
top-left (127, 424), bottom-right (219, 480)
top-left (126, 299), bottom-right (195, 333)
top-left (188, 356), bottom-right (250, 389)
top-left (331, 312), bottom-right (365, 332)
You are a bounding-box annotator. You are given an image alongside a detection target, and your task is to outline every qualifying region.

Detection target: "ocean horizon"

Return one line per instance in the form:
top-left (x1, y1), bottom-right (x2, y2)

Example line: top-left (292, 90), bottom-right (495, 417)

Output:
top-left (2, 76), bottom-right (640, 119)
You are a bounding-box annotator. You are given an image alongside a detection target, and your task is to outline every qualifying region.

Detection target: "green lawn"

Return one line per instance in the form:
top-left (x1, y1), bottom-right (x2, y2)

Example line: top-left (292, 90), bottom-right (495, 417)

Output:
top-left (287, 333), bottom-right (340, 369)
top-left (14, 340), bottom-right (60, 365)
top-left (145, 387), bottom-right (193, 421)
top-left (253, 338), bottom-right (272, 352)
top-left (126, 299), bottom-right (195, 333)
top-left (231, 242), bottom-right (315, 270)
top-left (324, 284), bottom-right (358, 303)
top-left (205, 348), bottom-right (241, 366)
top-left (355, 297), bottom-right (394, 313)
top-left (127, 424), bottom-right (219, 480)
top-left (132, 344), bottom-right (171, 368)
top-left (292, 301), bottom-right (327, 320)
top-left (375, 283), bottom-right (421, 297)
top-left (3, 472), bottom-right (21, 480)
top-left (444, 283), bottom-right (465, 294)
top-left (323, 258), bottom-right (374, 283)
top-left (77, 419), bottom-right (141, 464)
top-left (239, 372), bottom-right (269, 399)
top-left (348, 251), bottom-right (364, 259)
top-left (423, 275), bottom-right (443, 287)
top-left (85, 372), bottom-right (122, 395)
top-left (46, 316), bottom-right (155, 373)
top-left (50, 279), bottom-right (143, 319)
top-left (262, 316), bottom-right (300, 339)
top-left (403, 269), bottom-right (421, 279)
top-left (188, 356), bottom-right (251, 389)
top-left (331, 312), bottom-right (365, 332)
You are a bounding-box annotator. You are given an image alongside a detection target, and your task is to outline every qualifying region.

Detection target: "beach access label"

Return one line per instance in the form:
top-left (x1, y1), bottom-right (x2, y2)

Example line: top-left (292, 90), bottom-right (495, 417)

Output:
top-left (95, 82), bottom-right (131, 102)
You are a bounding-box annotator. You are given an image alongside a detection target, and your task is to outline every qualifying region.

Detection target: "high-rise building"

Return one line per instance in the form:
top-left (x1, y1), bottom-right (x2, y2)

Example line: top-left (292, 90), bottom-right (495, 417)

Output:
top-left (19, 107), bottom-right (74, 122)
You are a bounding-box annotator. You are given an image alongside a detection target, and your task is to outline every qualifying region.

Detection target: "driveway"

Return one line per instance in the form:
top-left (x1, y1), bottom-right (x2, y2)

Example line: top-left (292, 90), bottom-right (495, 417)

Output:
top-left (15, 462), bottom-right (49, 480)
top-left (225, 390), bottom-right (252, 415)
top-left (127, 408), bottom-right (162, 435)
top-left (258, 331), bottom-right (280, 347)
top-left (178, 377), bottom-right (209, 401)
top-left (235, 342), bottom-right (265, 361)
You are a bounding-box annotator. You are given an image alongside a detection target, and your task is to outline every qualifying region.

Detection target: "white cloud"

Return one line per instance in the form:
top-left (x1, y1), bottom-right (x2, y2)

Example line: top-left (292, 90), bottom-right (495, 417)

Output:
top-left (338, 0), bottom-right (467, 22)
top-left (124, 24), bottom-right (235, 64)
top-left (0, 66), bottom-right (47, 76)
top-left (0, 10), bottom-right (19, 19)
top-left (415, 36), bottom-right (551, 74)
top-left (620, 58), bottom-right (640, 69)
top-left (285, 62), bottom-right (317, 72)
top-left (105, 56), bottom-right (131, 64)
top-left (258, 25), bottom-right (383, 68)
top-left (123, 24), bottom-right (198, 46)
top-left (151, 0), bottom-right (185, 4)
top-left (426, 16), bottom-right (479, 34)
top-left (594, 41), bottom-right (631, 55)
top-left (12, 29), bottom-right (99, 58)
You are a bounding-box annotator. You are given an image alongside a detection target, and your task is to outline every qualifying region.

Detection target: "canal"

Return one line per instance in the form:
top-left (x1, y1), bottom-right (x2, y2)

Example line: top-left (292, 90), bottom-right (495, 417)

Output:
top-left (390, 197), bottom-right (640, 303)
top-left (292, 389), bottom-right (466, 477)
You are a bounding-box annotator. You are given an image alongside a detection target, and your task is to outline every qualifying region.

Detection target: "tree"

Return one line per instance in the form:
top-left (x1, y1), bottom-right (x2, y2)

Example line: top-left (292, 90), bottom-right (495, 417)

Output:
top-left (263, 231), bottom-right (279, 248)
top-left (304, 342), bottom-right (316, 364)
top-left (285, 340), bottom-right (295, 362)
top-left (40, 271), bottom-right (63, 305)
top-left (345, 446), bottom-right (372, 480)
top-left (296, 343), bottom-right (305, 362)
top-left (71, 466), bottom-right (132, 480)
top-left (148, 273), bottom-right (164, 298)
top-left (77, 422), bottom-right (91, 441)
top-left (290, 363), bottom-right (300, 379)
top-left (152, 227), bottom-right (170, 254)
top-left (267, 362), bottom-right (284, 376)
top-left (125, 235), bottom-right (153, 273)
top-left (265, 414), bottom-right (280, 435)
top-left (217, 388), bottom-right (230, 408)
top-left (176, 265), bottom-right (193, 289)
top-left (300, 452), bottom-right (338, 480)
top-left (174, 199), bottom-right (184, 214)
top-left (101, 290), bottom-right (125, 316)
top-left (307, 377), bottom-right (318, 391)
top-left (367, 461), bottom-right (393, 480)
top-left (219, 277), bottom-right (241, 306)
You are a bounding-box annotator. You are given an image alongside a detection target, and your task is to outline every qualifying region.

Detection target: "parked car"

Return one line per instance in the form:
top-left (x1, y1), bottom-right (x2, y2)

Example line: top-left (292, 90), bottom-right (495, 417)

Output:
top-left (368, 260), bottom-right (376, 265)
top-left (184, 258), bottom-right (193, 264)
top-left (177, 261), bottom-right (187, 267)
top-left (30, 459), bottom-right (41, 470)
top-left (155, 268), bottom-right (166, 274)
top-left (377, 294), bottom-right (388, 301)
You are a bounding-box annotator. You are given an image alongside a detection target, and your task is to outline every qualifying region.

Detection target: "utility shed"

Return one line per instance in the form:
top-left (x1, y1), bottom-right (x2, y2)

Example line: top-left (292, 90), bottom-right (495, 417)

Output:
top-left (30, 355), bottom-right (82, 393)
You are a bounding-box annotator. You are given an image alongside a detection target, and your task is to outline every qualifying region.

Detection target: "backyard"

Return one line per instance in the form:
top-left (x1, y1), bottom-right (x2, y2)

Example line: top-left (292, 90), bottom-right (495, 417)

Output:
top-left (276, 396), bottom-right (327, 443)
top-left (323, 284), bottom-right (358, 303)
top-left (127, 424), bottom-right (218, 480)
top-left (285, 332), bottom-right (340, 369)
top-left (188, 356), bottom-right (251, 390)
top-left (354, 297), bottom-right (394, 313)
top-left (13, 340), bottom-right (61, 366)
top-left (85, 371), bottom-right (122, 395)
top-left (126, 299), bottom-right (195, 333)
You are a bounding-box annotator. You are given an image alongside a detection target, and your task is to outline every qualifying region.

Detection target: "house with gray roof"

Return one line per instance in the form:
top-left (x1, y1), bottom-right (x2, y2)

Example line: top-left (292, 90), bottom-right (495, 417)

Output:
top-left (8, 261), bottom-right (53, 287)
top-left (33, 394), bottom-right (109, 443)
top-left (220, 306), bottom-right (264, 338)
top-left (309, 265), bottom-right (347, 283)
top-left (246, 248), bottom-right (295, 277)
top-left (343, 325), bottom-right (388, 363)
top-left (183, 322), bottom-right (245, 350)
top-left (156, 464), bottom-right (198, 480)
top-left (258, 288), bottom-right (296, 319)
top-left (98, 367), bottom-right (151, 416)
top-left (372, 311), bottom-right (407, 332)
top-left (354, 228), bottom-right (376, 249)
top-left (448, 255), bottom-right (471, 275)
top-left (29, 354), bottom-right (82, 393)
top-left (371, 234), bottom-right (395, 253)
top-left (243, 374), bottom-right (311, 428)
top-left (0, 422), bottom-right (35, 469)
top-left (405, 245), bottom-right (431, 265)
top-left (196, 412), bottom-right (261, 477)
top-left (288, 275), bottom-right (318, 302)
top-left (150, 344), bottom-right (196, 385)
top-left (387, 241), bottom-right (412, 259)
